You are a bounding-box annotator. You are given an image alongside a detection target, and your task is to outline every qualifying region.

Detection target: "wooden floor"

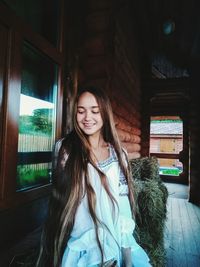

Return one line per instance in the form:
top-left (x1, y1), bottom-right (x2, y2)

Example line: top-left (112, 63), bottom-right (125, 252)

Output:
top-left (164, 183), bottom-right (200, 267)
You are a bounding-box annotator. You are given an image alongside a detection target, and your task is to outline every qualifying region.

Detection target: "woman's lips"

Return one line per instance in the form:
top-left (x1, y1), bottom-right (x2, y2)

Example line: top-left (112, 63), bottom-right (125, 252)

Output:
top-left (83, 123), bottom-right (95, 128)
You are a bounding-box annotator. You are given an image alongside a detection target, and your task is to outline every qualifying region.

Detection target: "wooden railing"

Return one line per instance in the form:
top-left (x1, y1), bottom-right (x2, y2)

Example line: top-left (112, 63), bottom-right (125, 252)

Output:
top-left (18, 134), bottom-right (53, 152)
top-left (150, 152), bottom-right (180, 159)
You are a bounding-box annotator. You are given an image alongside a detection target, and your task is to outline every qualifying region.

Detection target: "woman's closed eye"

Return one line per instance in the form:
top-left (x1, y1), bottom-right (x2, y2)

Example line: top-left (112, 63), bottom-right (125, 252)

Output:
top-left (77, 107), bottom-right (85, 114)
top-left (91, 107), bottom-right (100, 114)
top-left (77, 110), bottom-right (85, 114)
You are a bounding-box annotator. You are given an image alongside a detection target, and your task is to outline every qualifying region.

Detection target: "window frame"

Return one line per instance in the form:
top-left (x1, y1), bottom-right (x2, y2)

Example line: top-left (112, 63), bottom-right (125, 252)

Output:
top-left (0, 1), bottom-right (65, 210)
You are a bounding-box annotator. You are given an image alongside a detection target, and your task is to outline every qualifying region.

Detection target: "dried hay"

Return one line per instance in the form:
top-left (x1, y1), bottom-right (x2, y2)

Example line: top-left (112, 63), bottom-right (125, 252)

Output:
top-left (130, 157), bottom-right (168, 267)
top-left (130, 156), bottom-right (160, 182)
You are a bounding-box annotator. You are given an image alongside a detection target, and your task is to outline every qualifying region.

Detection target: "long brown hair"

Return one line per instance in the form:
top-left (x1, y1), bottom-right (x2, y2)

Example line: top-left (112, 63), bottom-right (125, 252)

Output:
top-left (36, 86), bottom-right (134, 267)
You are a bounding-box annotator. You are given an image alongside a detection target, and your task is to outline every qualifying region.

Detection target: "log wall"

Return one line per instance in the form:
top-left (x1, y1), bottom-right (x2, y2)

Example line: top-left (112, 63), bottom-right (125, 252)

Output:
top-left (78, 0), bottom-right (142, 159)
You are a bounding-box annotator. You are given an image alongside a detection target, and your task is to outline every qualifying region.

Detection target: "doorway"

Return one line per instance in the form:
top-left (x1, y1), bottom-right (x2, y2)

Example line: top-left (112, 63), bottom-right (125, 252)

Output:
top-left (150, 116), bottom-right (183, 177)
top-left (150, 115), bottom-right (188, 185)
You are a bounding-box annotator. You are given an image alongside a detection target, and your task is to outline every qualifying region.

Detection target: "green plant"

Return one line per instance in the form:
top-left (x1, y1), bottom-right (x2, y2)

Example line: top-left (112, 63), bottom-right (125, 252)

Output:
top-left (17, 165), bottom-right (50, 190)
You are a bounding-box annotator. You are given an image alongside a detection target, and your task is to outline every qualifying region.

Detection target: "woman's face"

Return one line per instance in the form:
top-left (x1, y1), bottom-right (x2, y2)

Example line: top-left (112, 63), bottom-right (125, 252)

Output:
top-left (76, 92), bottom-right (103, 137)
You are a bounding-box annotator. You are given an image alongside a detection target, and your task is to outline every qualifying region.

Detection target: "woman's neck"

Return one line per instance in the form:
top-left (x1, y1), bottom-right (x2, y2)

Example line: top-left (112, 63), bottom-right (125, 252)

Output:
top-left (88, 134), bottom-right (109, 162)
top-left (89, 138), bottom-right (110, 162)
top-left (88, 134), bottom-right (106, 150)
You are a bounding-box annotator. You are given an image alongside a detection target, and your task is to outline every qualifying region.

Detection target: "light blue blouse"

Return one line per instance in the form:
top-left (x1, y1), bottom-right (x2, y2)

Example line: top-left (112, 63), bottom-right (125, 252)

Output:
top-left (61, 145), bottom-right (152, 267)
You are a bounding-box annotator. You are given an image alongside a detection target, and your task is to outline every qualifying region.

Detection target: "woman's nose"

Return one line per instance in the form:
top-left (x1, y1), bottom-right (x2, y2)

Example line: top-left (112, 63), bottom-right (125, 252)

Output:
top-left (85, 111), bottom-right (91, 120)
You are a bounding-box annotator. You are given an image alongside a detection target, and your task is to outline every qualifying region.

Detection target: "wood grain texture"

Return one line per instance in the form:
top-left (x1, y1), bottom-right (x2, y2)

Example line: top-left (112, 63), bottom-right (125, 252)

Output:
top-left (164, 183), bottom-right (200, 267)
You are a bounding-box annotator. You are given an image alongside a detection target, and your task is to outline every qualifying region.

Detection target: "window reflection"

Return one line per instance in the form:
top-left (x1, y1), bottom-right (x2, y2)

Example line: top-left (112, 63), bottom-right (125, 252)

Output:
top-left (19, 94), bottom-right (54, 142)
top-left (17, 43), bottom-right (57, 191)
top-left (17, 163), bottom-right (51, 191)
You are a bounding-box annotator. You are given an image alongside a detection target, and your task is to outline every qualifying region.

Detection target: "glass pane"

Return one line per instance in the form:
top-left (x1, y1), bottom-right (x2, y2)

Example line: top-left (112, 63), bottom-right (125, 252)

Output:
top-left (2, 0), bottom-right (60, 46)
top-left (17, 42), bottom-right (58, 191)
top-left (17, 163), bottom-right (51, 191)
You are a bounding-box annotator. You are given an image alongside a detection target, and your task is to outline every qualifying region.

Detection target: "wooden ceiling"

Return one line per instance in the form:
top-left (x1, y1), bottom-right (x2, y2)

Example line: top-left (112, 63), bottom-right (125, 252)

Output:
top-left (131, 0), bottom-right (200, 79)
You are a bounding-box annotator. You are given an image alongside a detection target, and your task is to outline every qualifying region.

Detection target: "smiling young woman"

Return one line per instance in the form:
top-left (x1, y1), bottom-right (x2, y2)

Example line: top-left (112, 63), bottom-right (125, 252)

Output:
top-left (37, 86), bottom-right (152, 267)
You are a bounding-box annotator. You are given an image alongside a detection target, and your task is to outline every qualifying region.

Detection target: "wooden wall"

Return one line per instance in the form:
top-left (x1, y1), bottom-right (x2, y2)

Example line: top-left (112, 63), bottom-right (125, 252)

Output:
top-left (112, 5), bottom-right (141, 159)
top-left (72, 0), bottom-right (142, 159)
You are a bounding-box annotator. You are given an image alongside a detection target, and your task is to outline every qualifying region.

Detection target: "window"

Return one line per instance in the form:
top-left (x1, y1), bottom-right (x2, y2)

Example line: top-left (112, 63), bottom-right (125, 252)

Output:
top-left (17, 43), bottom-right (58, 191)
top-left (150, 116), bottom-right (184, 179)
top-left (0, 1), bottom-right (64, 209)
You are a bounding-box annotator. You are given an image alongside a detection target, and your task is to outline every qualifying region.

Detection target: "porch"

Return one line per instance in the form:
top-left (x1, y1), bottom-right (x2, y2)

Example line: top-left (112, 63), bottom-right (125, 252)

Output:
top-left (164, 183), bottom-right (200, 267)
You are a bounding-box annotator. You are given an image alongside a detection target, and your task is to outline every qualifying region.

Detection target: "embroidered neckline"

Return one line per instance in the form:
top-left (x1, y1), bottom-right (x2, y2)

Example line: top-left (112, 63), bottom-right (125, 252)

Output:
top-left (97, 144), bottom-right (118, 168)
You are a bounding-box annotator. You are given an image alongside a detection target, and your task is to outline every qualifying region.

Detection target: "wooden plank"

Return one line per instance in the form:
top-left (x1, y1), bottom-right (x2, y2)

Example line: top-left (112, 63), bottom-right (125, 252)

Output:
top-left (192, 204), bottom-right (200, 224)
top-left (150, 152), bottom-right (179, 159)
top-left (185, 201), bottom-right (200, 252)
top-left (164, 198), bottom-right (174, 266)
top-left (185, 201), bottom-right (200, 267)
top-left (171, 198), bottom-right (188, 266)
top-left (164, 183), bottom-right (200, 267)
top-left (178, 198), bottom-right (197, 266)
